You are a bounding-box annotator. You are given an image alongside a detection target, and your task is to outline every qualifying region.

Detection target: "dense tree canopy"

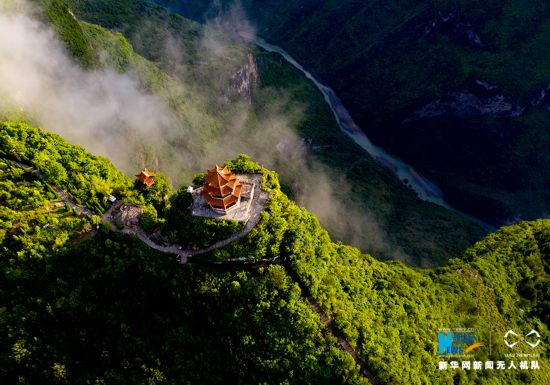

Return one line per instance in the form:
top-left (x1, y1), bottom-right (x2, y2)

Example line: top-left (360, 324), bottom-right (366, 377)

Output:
top-left (1, 74), bottom-right (549, 385)
top-left (3, 2), bottom-right (549, 383)
top-left (0, 144), bottom-right (366, 384)
top-left (204, 158), bottom-right (550, 385)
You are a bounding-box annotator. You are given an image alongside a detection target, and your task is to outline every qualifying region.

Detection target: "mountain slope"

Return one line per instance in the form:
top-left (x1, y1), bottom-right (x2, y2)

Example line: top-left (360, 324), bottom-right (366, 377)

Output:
top-left (0, 122), bottom-right (548, 384)
top-left (204, 155), bottom-right (550, 385)
top-left (158, 0), bottom-right (550, 226)
top-left (0, 122), bottom-right (368, 384)
top-left (14, 0), bottom-right (485, 265)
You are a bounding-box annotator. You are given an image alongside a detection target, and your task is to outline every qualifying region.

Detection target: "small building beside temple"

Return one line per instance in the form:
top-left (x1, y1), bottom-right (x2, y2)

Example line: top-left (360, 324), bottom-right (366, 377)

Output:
top-left (135, 168), bottom-right (155, 187)
top-left (201, 165), bottom-right (242, 213)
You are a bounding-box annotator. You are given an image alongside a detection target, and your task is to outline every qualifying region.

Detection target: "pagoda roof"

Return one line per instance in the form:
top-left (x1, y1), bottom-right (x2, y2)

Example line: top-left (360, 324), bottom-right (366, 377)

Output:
top-left (201, 165), bottom-right (242, 211)
top-left (136, 168), bottom-right (155, 186)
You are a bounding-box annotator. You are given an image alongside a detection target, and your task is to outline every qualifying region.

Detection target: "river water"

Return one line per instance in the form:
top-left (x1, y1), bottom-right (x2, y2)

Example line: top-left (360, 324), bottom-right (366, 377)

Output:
top-left (254, 37), bottom-right (450, 207)
top-left (253, 37), bottom-right (494, 231)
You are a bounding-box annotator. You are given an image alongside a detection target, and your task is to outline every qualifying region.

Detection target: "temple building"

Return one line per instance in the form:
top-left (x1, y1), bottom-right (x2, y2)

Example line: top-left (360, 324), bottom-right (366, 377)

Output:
top-left (201, 165), bottom-right (242, 213)
top-left (135, 168), bottom-right (155, 187)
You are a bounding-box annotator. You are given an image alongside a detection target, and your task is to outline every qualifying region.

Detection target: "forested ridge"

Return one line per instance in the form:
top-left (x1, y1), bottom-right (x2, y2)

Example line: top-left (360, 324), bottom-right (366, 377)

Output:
top-left (0, 1), bottom-right (548, 384)
top-left (47, 0), bottom-right (487, 266)
top-left (157, 0), bottom-right (550, 228)
top-left (1, 122), bottom-right (549, 384)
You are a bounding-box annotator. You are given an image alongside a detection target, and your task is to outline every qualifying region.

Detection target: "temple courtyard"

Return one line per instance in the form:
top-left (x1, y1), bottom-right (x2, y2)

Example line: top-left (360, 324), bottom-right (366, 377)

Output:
top-left (191, 173), bottom-right (265, 222)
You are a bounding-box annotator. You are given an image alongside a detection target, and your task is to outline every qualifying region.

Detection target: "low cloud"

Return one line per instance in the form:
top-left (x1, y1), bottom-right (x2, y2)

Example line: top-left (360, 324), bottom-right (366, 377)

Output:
top-left (0, 0), bottom-right (407, 260)
top-left (0, 5), bottom-right (178, 173)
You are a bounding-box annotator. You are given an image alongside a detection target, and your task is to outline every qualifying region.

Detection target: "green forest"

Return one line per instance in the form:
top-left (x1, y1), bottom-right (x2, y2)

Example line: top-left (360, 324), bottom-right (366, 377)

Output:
top-left (47, 0), bottom-right (486, 266)
top-left (158, 0), bottom-right (550, 227)
top-left (1, 1), bottom-right (549, 384)
top-left (1, 122), bottom-right (549, 384)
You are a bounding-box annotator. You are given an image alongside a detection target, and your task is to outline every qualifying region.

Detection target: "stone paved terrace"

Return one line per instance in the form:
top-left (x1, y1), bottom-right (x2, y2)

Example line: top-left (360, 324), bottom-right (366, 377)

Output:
top-left (191, 173), bottom-right (264, 222)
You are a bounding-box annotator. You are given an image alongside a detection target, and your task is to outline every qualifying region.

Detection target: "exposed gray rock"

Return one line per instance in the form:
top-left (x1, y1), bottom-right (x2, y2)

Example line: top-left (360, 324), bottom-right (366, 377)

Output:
top-left (531, 83), bottom-right (550, 107)
top-left (475, 79), bottom-right (498, 91)
top-left (230, 52), bottom-right (258, 103)
top-left (110, 203), bottom-right (144, 228)
top-left (405, 90), bottom-right (522, 121)
top-left (423, 12), bottom-right (483, 47)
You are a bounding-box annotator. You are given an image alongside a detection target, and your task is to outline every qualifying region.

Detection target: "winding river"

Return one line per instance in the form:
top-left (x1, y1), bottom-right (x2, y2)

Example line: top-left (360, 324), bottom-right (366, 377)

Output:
top-left (253, 37), bottom-right (493, 231)
top-left (254, 37), bottom-right (449, 207)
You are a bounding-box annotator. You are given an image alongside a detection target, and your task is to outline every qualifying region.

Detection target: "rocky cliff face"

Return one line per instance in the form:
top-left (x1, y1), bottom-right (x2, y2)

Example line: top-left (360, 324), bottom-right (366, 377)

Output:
top-left (150, 0), bottom-right (550, 226)
top-left (405, 77), bottom-right (550, 122)
top-left (423, 11), bottom-right (484, 48)
top-left (406, 89), bottom-right (523, 121)
top-left (230, 52), bottom-right (258, 103)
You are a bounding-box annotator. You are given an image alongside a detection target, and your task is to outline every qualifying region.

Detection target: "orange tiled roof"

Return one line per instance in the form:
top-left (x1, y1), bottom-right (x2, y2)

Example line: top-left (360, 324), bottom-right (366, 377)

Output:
top-left (136, 168), bottom-right (155, 186)
top-left (201, 165), bottom-right (242, 211)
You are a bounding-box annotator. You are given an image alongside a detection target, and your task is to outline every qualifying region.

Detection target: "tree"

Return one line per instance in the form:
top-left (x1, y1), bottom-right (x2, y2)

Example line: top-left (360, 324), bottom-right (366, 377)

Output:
top-left (140, 172), bottom-right (172, 211)
top-left (192, 172), bottom-right (205, 187)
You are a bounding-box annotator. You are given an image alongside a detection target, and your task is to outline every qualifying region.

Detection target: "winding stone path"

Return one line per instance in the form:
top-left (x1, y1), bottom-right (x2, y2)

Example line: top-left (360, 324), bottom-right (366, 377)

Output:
top-left (104, 202), bottom-right (380, 384)
top-left (9, 158), bottom-right (378, 384)
top-left (283, 263), bottom-right (380, 385)
top-left (10, 160), bottom-right (94, 217)
top-left (51, 185), bottom-right (95, 217)
top-left (179, 189), bottom-right (270, 262)
top-left (8, 162), bottom-right (270, 264)
top-left (101, 185), bottom-right (270, 264)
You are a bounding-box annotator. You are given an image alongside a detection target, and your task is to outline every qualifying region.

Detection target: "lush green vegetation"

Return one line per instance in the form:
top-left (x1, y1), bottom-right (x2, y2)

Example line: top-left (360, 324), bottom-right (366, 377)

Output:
top-left (0, 121), bottom-right (139, 213)
top-left (67, 0), bottom-right (201, 64)
top-left (0, 157), bottom-right (87, 260)
top-left (160, 0), bottom-right (550, 226)
top-left (2, 2), bottom-right (548, 384)
top-left (201, 156), bottom-right (550, 384)
top-left (1, 230), bottom-right (370, 383)
top-left (35, 0), bottom-right (96, 67)
top-left (253, 50), bottom-right (485, 265)
top-left (154, 155), bottom-right (277, 249)
top-left (48, 0), bottom-right (486, 265)
top-left (0, 146), bottom-right (367, 384)
top-left (285, 219), bottom-right (550, 384)
top-left (0, 121), bottom-right (172, 216)
top-left (0, 125), bottom-right (548, 384)
top-left (159, 186), bottom-right (244, 249)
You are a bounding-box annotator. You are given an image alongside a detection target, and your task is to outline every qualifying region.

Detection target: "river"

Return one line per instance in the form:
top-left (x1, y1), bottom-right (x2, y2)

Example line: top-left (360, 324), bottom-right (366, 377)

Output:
top-left (253, 37), bottom-right (493, 231)
top-left (254, 38), bottom-right (449, 205)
